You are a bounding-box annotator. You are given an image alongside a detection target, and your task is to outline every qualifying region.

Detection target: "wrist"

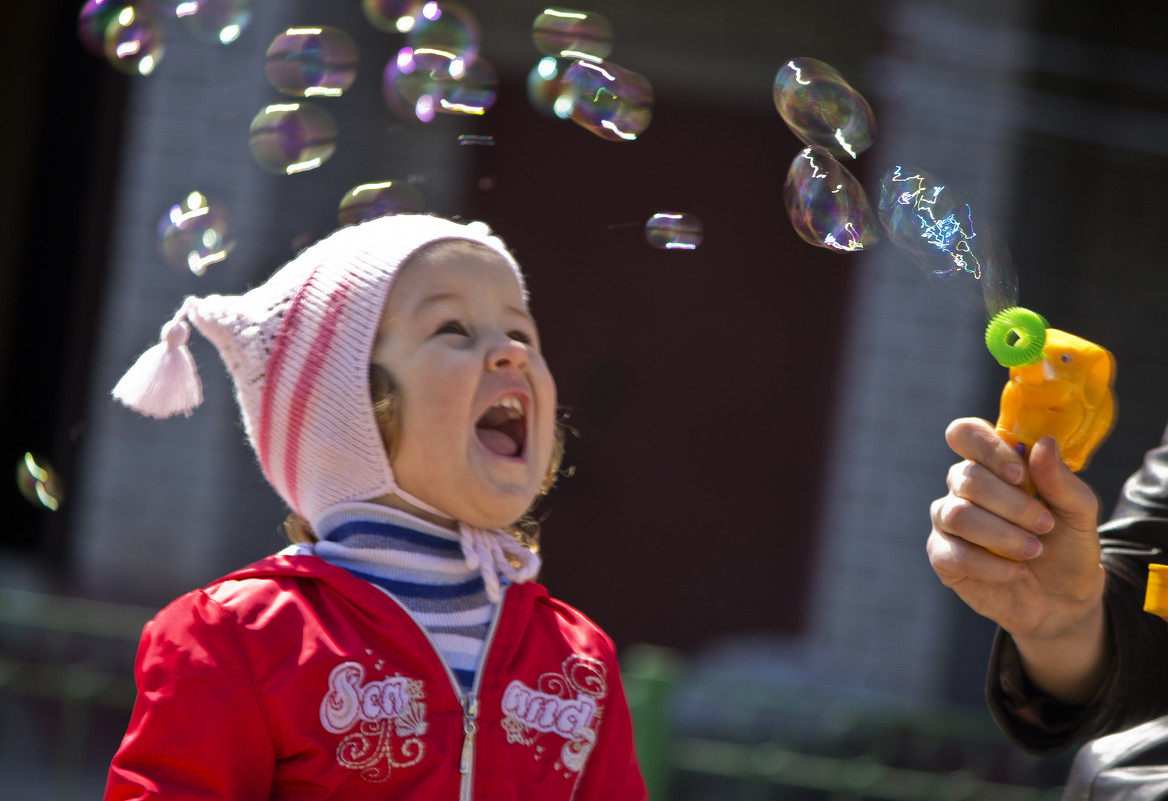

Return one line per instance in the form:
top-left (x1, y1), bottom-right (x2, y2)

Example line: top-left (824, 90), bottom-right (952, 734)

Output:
top-left (1013, 600), bottom-right (1110, 706)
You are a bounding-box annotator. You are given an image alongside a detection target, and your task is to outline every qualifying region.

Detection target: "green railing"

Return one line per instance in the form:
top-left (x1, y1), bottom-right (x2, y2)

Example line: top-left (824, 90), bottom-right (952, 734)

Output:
top-left (0, 587), bottom-right (156, 799)
top-left (622, 644), bottom-right (1070, 801)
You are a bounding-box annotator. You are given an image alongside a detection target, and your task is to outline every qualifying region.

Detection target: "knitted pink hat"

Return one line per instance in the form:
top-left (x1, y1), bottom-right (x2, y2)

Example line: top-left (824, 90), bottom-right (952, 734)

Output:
top-left (112, 214), bottom-right (540, 598)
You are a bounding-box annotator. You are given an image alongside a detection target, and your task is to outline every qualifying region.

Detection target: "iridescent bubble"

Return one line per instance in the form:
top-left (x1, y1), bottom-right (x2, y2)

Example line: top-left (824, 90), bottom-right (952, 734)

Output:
top-left (878, 165), bottom-right (1017, 315)
top-left (265, 27), bottom-right (359, 98)
top-left (362, 0), bottom-right (421, 33)
top-left (157, 191), bottom-right (235, 276)
top-left (16, 452), bottom-right (63, 512)
top-left (527, 57), bottom-right (569, 118)
top-left (783, 146), bottom-right (878, 252)
top-left (773, 57), bottom-right (875, 160)
top-left (248, 103), bottom-right (338, 175)
top-left (406, 1), bottom-right (480, 65)
top-left (384, 48), bottom-right (497, 120)
top-left (77, 0), bottom-right (121, 57)
top-left (104, 6), bottom-right (165, 76)
top-left (338, 180), bottom-right (424, 226)
top-left (562, 58), bottom-right (652, 142)
top-left (645, 213), bottom-right (704, 251)
top-left (171, 0), bottom-right (253, 45)
top-left (457, 135), bottom-right (495, 146)
top-left (532, 7), bottom-right (613, 60)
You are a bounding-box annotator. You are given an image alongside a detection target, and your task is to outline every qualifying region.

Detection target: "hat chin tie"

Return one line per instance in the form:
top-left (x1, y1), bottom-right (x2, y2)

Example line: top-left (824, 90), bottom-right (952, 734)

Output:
top-left (389, 483), bottom-right (540, 603)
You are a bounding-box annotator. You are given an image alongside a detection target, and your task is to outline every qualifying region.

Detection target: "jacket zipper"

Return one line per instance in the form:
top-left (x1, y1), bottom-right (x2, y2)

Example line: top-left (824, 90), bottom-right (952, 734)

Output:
top-left (373, 583), bottom-right (506, 801)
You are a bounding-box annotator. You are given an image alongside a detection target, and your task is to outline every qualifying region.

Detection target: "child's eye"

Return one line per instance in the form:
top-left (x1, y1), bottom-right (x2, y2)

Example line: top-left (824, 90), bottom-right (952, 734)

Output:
top-left (437, 320), bottom-right (469, 336)
top-left (508, 330), bottom-right (533, 345)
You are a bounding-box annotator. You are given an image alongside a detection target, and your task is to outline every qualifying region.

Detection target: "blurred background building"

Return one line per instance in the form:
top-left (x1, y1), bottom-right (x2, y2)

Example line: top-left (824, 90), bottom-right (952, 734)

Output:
top-left (2, 0), bottom-right (1167, 797)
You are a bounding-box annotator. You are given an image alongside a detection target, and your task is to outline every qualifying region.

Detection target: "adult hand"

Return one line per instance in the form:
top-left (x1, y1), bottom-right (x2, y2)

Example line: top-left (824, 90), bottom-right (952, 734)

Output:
top-left (928, 417), bottom-right (1108, 702)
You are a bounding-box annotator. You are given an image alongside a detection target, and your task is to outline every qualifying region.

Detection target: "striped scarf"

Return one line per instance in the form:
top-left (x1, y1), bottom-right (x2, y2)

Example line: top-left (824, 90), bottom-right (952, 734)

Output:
top-left (305, 502), bottom-right (498, 694)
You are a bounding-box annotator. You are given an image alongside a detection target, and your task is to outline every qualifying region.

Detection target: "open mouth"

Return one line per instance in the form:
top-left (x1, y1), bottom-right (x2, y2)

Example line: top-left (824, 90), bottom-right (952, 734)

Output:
top-left (475, 395), bottom-right (527, 458)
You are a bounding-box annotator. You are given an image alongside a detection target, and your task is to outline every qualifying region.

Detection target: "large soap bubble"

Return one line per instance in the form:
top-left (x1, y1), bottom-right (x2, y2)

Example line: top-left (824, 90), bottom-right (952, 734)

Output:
top-left (878, 165), bottom-right (1017, 316)
top-left (532, 8), bottom-right (613, 60)
top-left (774, 57), bottom-right (875, 160)
top-left (167, 0), bottom-right (253, 45)
top-left (561, 58), bottom-right (652, 142)
top-left (784, 146), bottom-right (878, 252)
top-left (248, 102), bottom-right (338, 174)
top-left (384, 47), bottom-right (497, 120)
top-left (265, 27), bottom-right (359, 98)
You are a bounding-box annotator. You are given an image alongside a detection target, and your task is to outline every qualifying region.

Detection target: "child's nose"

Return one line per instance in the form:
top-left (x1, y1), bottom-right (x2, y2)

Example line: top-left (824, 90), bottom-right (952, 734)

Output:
top-left (487, 337), bottom-right (529, 371)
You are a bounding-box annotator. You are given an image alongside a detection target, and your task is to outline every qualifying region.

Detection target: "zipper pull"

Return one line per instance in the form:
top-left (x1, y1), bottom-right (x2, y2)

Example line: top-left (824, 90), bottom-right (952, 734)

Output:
top-left (460, 692), bottom-right (479, 774)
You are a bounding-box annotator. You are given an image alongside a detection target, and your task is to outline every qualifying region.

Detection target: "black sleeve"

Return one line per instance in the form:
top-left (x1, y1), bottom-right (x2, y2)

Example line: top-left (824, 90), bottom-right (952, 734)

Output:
top-left (986, 424), bottom-right (1168, 755)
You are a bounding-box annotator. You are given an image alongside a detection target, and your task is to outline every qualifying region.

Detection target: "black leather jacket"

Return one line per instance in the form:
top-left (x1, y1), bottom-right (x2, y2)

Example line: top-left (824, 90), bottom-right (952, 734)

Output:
top-left (988, 425), bottom-right (1168, 754)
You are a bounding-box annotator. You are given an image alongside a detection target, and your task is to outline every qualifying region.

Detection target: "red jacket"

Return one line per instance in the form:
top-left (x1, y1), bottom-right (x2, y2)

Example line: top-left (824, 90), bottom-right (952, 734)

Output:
top-left (105, 553), bottom-right (646, 800)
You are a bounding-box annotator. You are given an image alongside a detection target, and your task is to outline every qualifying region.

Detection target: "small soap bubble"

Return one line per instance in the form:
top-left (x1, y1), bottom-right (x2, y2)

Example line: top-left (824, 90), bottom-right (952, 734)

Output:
top-left (645, 213), bottom-right (704, 251)
top-left (406, 1), bottom-right (480, 65)
top-left (171, 0), bottom-right (253, 45)
top-left (458, 135), bottom-right (495, 146)
top-left (248, 102), bottom-right (338, 175)
top-left (784, 146), bottom-right (878, 252)
top-left (77, 0), bottom-right (121, 56)
top-left (877, 165), bottom-right (1017, 315)
top-left (562, 58), bottom-right (652, 142)
top-left (104, 6), bottom-right (165, 76)
top-left (774, 57), bottom-right (875, 160)
top-left (338, 180), bottom-right (424, 226)
top-left (384, 48), bottom-right (497, 120)
top-left (527, 57), bottom-right (570, 118)
top-left (265, 27), bottom-right (359, 97)
top-left (532, 8), bottom-right (613, 60)
top-left (157, 191), bottom-right (235, 275)
top-left (362, 0), bottom-right (421, 33)
top-left (16, 452), bottom-right (63, 512)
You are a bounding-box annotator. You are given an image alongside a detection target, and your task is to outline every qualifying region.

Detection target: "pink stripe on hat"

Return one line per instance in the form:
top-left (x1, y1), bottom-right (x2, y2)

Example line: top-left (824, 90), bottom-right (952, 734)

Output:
top-left (257, 269), bottom-right (316, 483)
top-left (280, 279), bottom-right (355, 510)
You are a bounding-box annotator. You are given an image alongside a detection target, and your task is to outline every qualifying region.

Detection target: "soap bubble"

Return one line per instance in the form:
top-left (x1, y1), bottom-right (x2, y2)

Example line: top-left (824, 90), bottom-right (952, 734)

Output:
top-left (362, 0), bottom-right (421, 33)
top-left (784, 146), bottom-right (878, 252)
top-left (562, 58), bottom-right (652, 142)
top-left (645, 213), bottom-right (704, 251)
top-left (774, 57), bottom-right (875, 160)
top-left (157, 191), bottom-right (235, 275)
top-left (104, 6), bottom-right (165, 76)
top-left (406, 1), bottom-right (480, 65)
top-left (169, 0), bottom-right (253, 45)
top-left (878, 165), bottom-right (1017, 315)
top-left (265, 27), bottom-right (359, 97)
top-left (77, 0), bottom-right (121, 56)
top-left (248, 102), bottom-right (338, 175)
top-left (16, 452), bottom-right (63, 512)
top-left (532, 7), bottom-right (613, 60)
top-left (383, 47), bottom-right (497, 120)
top-left (338, 180), bottom-right (425, 226)
top-left (527, 57), bottom-right (571, 118)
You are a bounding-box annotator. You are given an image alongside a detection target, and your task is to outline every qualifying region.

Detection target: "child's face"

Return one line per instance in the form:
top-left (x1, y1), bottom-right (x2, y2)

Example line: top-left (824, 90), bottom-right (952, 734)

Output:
top-left (371, 242), bottom-right (557, 529)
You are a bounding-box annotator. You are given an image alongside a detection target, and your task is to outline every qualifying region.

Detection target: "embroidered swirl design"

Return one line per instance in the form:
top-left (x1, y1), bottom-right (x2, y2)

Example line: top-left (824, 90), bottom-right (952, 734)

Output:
top-left (500, 654), bottom-right (609, 774)
top-left (320, 661), bottom-right (427, 783)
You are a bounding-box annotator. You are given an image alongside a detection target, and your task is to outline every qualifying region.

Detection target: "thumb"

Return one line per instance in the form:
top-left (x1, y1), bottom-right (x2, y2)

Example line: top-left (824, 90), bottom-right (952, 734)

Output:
top-left (1029, 436), bottom-right (1099, 531)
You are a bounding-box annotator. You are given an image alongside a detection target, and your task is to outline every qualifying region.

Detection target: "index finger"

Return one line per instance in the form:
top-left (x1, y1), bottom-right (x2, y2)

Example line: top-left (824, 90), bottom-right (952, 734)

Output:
top-left (945, 417), bottom-right (1026, 487)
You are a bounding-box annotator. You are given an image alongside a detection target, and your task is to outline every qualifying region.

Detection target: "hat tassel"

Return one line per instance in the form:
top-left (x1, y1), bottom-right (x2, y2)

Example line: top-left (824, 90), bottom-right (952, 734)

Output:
top-left (111, 307), bottom-right (204, 418)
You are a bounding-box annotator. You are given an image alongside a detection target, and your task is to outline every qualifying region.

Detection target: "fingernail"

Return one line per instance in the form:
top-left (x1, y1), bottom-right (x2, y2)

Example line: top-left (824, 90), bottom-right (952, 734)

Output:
top-left (1034, 512), bottom-right (1054, 534)
top-left (1023, 537), bottom-right (1044, 558)
top-left (1004, 463), bottom-right (1024, 485)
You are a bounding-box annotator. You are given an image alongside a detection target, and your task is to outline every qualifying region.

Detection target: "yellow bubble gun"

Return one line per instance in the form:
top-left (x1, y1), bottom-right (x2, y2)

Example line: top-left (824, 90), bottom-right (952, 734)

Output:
top-left (983, 308), bottom-right (1116, 559)
top-left (985, 307), bottom-right (1116, 483)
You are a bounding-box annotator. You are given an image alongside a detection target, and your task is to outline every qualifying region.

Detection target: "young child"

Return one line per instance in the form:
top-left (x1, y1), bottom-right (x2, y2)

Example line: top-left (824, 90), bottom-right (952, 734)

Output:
top-left (104, 214), bottom-right (647, 800)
